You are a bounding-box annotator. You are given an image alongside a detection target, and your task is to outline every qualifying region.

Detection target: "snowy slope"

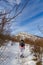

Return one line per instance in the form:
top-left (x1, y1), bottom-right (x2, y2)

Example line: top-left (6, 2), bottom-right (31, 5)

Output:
top-left (0, 42), bottom-right (43, 65)
top-left (16, 32), bottom-right (41, 42)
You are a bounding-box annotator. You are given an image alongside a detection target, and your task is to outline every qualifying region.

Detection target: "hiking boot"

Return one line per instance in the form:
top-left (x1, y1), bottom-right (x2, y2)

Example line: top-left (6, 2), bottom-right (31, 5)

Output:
top-left (20, 54), bottom-right (24, 58)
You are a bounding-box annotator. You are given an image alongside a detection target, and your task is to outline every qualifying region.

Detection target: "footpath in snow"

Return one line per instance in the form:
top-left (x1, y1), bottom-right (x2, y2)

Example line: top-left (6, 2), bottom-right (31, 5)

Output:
top-left (0, 43), bottom-right (43, 65)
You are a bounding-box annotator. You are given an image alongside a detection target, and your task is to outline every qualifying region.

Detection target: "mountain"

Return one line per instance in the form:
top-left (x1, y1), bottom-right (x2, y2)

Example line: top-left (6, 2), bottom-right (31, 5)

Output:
top-left (15, 32), bottom-right (43, 47)
top-left (16, 32), bottom-right (40, 41)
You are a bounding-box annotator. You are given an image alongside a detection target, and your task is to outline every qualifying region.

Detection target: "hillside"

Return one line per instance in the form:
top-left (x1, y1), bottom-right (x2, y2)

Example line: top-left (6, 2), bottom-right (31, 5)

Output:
top-left (0, 32), bottom-right (43, 47)
top-left (15, 32), bottom-right (43, 47)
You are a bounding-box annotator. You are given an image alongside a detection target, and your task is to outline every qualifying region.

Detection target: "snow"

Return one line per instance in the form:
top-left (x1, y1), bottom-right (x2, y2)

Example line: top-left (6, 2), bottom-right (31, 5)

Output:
top-left (16, 32), bottom-right (40, 41)
top-left (0, 43), bottom-right (43, 65)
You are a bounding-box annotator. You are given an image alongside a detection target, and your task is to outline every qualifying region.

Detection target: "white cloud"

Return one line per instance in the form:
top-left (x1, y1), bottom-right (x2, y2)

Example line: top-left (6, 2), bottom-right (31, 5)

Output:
top-left (16, 0), bottom-right (21, 5)
top-left (11, 16), bottom-right (43, 37)
top-left (7, 0), bottom-right (21, 5)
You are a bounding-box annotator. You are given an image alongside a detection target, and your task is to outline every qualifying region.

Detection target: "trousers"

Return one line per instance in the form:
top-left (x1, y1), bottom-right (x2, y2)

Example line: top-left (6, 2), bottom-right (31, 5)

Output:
top-left (19, 46), bottom-right (25, 55)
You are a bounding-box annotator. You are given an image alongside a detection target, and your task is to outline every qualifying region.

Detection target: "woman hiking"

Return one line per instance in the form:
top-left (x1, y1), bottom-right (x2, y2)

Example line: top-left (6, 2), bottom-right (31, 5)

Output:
top-left (19, 39), bottom-right (25, 58)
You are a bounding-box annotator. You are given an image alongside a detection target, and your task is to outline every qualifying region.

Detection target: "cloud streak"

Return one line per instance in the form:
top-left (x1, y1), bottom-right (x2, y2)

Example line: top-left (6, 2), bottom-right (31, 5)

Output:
top-left (7, 0), bottom-right (21, 5)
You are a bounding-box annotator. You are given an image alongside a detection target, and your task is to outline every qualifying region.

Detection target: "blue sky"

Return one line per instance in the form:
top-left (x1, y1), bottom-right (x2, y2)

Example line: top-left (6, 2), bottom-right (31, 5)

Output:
top-left (0, 0), bottom-right (43, 37)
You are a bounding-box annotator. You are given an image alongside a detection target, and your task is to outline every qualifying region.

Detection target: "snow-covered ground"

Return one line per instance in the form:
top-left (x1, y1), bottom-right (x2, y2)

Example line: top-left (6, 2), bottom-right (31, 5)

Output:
top-left (0, 43), bottom-right (43, 65)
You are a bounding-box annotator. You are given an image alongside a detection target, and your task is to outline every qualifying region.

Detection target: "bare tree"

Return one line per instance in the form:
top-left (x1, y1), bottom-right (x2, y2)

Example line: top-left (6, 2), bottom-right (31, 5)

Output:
top-left (0, 0), bottom-right (29, 46)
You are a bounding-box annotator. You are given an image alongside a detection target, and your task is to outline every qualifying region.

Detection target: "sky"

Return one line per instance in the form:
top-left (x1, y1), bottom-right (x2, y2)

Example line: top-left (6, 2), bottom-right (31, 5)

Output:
top-left (0, 0), bottom-right (43, 37)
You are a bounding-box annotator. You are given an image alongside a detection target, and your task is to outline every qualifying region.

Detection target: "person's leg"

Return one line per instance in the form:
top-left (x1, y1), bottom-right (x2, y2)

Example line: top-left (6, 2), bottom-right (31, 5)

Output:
top-left (20, 47), bottom-right (25, 58)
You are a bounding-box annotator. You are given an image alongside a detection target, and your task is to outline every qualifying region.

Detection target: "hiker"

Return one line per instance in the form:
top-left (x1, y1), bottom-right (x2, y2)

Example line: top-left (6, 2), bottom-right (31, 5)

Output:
top-left (19, 39), bottom-right (25, 58)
